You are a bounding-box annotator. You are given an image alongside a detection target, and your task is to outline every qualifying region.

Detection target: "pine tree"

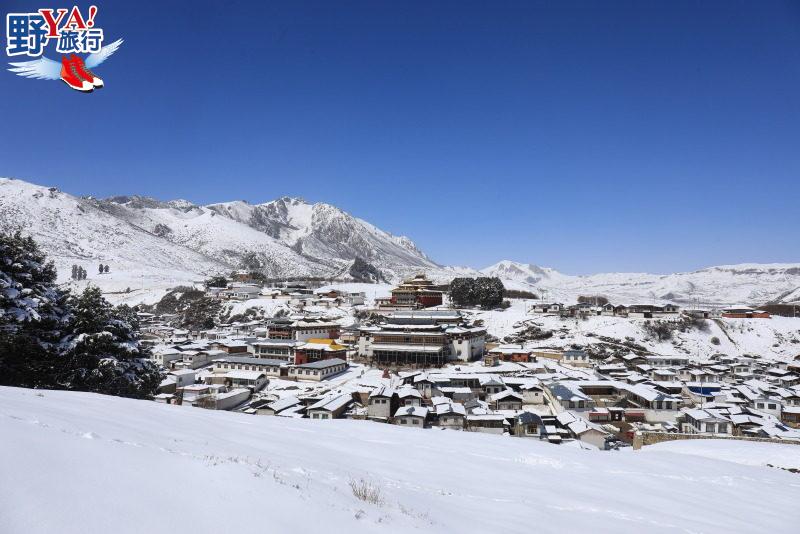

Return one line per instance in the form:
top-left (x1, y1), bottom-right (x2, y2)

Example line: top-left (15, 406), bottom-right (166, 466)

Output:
top-left (475, 277), bottom-right (505, 309)
top-left (448, 276), bottom-right (505, 308)
top-left (71, 264), bottom-right (78, 280)
top-left (448, 277), bottom-right (476, 307)
top-left (104, 264), bottom-right (109, 274)
top-left (59, 286), bottom-right (162, 398)
top-left (0, 232), bottom-right (70, 388)
top-left (98, 263), bottom-right (104, 275)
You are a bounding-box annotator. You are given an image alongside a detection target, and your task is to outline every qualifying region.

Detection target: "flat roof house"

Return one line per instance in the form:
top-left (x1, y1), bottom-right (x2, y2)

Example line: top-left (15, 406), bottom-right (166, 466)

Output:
top-left (249, 339), bottom-right (302, 363)
top-left (288, 358), bottom-right (349, 381)
top-left (722, 307), bottom-right (771, 319)
top-left (214, 370), bottom-right (267, 392)
top-left (488, 344), bottom-right (534, 363)
top-left (212, 356), bottom-right (288, 377)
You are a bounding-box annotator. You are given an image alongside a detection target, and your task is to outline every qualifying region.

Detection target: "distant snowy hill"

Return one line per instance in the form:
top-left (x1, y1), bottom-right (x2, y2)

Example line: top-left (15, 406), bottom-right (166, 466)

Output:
top-left (1, 177), bottom-right (798, 306)
top-left (472, 300), bottom-right (800, 363)
top-left (1, 386), bottom-right (798, 534)
top-left (482, 260), bottom-right (800, 306)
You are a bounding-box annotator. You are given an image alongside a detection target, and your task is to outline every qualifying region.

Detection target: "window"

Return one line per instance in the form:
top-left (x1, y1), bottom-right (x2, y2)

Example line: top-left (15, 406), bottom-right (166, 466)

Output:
top-left (768, 404), bottom-right (777, 410)
top-left (717, 424), bottom-right (728, 433)
top-left (412, 419), bottom-right (420, 425)
top-left (757, 403), bottom-right (764, 409)
top-left (706, 423), bottom-right (716, 433)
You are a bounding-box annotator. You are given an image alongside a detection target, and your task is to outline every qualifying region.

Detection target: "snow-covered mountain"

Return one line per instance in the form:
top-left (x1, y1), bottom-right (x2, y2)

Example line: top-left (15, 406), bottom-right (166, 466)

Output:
top-left (481, 260), bottom-right (574, 287)
top-left (1, 177), bottom-right (797, 307)
top-left (482, 260), bottom-right (800, 306)
top-left (203, 196), bottom-right (439, 277)
top-left (0, 178), bottom-right (448, 294)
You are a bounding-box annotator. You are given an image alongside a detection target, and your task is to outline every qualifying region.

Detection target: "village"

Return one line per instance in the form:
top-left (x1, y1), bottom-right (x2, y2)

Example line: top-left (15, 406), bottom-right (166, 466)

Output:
top-left (142, 273), bottom-right (800, 450)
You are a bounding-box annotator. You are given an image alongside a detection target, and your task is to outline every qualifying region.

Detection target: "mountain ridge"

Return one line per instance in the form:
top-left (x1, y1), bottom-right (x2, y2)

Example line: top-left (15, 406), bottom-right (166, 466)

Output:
top-left (1, 177), bottom-right (798, 306)
top-left (481, 260), bottom-right (800, 306)
top-left (0, 177), bottom-right (450, 286)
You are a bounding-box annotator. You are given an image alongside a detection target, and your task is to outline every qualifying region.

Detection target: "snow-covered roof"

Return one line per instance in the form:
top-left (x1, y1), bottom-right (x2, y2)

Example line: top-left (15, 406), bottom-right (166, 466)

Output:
top-left (225, 370), bottom-right (266, 380)
top-left (394, 406), bottom-right (428, 418)
top-left (308, 394), bottom-right (352, 412)
top-left (490, 389), bottom-right (523, 402)
top-left (265, 396), bottom-right (300, 412)
top-left (214, 356), bottom-right (287, 367)
top-left (435, 403), bottom-right (466, 416)
top-left (397, 386), bottom-right (423, 399)
top-left (294, 358), bottom-right (347, 369)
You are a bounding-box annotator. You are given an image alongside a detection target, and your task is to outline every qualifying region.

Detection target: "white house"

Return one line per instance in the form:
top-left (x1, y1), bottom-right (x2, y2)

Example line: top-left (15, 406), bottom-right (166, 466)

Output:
top-left (393, 406), bottom-right (428, 428)
top-left (288, 358), bottom-right (348, 381)
top-left (680, 409), bottom-right (731, 435)
top-left (434, 401), bottom-right (466, 430)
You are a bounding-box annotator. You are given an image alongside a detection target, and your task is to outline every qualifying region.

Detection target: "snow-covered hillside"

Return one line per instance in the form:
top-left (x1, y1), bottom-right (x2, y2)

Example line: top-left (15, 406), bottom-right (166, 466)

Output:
top-left (1, 386), bottom-right (798, 534)
top-left (0, 178), bottom-right (224, 303)
top-left (473, 300), bottom-right (800, 362)
top-left (482, 260), bottom-right (800, 306)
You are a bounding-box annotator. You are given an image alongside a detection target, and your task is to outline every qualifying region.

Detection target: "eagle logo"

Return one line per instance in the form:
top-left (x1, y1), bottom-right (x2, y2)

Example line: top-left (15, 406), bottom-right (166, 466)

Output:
top-left (7, 38), bottom-right (123, 93)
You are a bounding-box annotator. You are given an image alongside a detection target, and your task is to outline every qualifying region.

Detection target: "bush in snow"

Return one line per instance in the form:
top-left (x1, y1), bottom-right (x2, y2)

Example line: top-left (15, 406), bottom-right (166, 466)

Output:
top-left (349, 478), bottom-right (384, 506)
top-left (642, 320), bottom-right (675, 341)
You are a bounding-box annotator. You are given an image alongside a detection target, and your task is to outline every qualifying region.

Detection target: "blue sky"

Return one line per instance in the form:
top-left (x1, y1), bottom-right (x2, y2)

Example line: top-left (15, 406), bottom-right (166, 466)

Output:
top-left (1, 1), bottom-right (799, 274)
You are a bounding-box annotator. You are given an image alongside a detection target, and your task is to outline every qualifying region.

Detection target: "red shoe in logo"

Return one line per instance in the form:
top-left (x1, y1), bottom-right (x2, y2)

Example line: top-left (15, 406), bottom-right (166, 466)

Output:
top-left (60, 56), bottom-right (93, 92)
top-left (71, 55), bottom-right (104, 89)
